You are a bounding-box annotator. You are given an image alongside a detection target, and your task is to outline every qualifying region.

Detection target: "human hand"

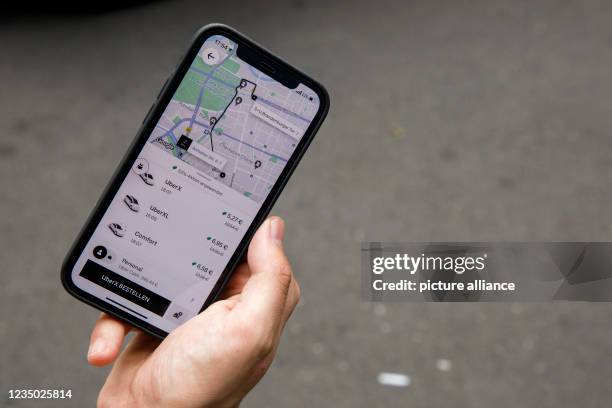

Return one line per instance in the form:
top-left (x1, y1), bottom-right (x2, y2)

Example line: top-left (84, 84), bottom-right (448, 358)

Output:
top-left (87, 217), bottom-right (300, 408)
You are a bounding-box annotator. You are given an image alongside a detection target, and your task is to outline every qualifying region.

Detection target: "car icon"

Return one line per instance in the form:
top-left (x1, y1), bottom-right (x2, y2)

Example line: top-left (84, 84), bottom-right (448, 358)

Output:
top-left (123, 194), bottom-right (140, 212)
top-left (108, 223), bottom-right (126, 237)
top-left (140, 172), bottom-right (154, 186)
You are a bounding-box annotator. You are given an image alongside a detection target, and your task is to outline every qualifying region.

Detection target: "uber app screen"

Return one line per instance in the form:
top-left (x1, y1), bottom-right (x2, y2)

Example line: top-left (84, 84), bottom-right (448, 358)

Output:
top-left (71, 35), bottom-right (320, 332)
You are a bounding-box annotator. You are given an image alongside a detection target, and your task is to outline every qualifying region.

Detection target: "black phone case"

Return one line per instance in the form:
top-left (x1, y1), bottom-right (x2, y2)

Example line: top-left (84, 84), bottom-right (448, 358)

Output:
top-left (61, 23), bottom-right (330, 339)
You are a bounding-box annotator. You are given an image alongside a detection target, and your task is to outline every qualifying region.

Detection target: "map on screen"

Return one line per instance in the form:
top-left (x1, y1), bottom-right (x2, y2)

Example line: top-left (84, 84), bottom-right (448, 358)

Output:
top-left (148, 35), bottom-right (320, 203)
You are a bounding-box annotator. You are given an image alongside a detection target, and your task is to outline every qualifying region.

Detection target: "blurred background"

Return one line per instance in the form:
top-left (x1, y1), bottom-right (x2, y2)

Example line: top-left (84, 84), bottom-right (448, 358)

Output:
top-left (2, 0), bottom-right (612, 406)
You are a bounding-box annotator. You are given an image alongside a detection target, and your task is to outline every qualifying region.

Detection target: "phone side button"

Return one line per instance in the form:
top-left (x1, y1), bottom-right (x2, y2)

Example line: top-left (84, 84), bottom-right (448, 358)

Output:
top-left (156, 76), bottom-right (170, 100)
top-left (142, 103), bottom-right (155, 124)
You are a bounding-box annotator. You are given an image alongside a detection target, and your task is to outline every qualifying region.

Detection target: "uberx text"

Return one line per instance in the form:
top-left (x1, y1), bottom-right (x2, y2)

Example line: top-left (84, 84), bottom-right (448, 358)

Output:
top-left (372, 253), bottom-right (487, 275)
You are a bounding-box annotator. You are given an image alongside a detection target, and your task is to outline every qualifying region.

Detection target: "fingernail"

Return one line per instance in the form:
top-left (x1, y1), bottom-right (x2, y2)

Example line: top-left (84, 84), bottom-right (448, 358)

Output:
top-left (88, 339), bottom-right (106, 358)
top-left (269, 217), bottom-right (284, 246)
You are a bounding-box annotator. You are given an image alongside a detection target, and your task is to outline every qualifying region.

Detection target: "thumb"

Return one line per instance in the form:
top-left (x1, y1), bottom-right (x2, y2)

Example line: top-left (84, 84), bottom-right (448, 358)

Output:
top-left (235, 217), bottom-right (292, 331)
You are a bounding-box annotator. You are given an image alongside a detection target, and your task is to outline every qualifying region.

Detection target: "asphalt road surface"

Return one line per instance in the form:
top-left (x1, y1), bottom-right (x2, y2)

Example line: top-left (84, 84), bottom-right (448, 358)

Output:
top-left (2, 0), bottom-right (612, 406)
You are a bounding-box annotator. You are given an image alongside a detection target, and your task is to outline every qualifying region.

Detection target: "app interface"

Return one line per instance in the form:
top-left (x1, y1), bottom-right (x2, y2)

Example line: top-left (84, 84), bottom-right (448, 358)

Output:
top-left (71, 35), bottom-right (320, 332)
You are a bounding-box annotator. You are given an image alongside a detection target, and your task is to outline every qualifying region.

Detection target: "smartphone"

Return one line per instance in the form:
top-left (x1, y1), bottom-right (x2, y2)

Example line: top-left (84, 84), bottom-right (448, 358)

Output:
top-left (61, 24), bottom-right (329, 338)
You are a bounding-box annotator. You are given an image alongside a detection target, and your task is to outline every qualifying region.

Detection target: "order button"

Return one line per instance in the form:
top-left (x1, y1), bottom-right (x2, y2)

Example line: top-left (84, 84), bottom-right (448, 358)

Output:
top-left (80, 260), bottom-right (171, 316)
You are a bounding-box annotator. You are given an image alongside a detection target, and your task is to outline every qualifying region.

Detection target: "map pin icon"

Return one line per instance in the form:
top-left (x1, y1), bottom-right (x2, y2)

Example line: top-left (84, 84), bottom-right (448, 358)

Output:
top-left (210, 117), bottom-right (217, 126)
top-left (254, 160), bottom-right (262, 169)
top-left (235, 97), bottom-right (242, 105)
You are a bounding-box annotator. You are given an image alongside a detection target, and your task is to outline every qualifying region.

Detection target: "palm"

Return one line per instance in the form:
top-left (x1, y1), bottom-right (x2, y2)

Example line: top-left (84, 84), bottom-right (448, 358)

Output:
top-left (88, 218), bottom-right (299, 408)
top-left (100, 264), bottom-right (272, 407)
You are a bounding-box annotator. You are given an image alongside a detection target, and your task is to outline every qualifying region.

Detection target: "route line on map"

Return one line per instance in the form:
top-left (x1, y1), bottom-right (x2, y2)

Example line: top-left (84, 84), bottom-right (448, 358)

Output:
top-left (207, 78), bottom-right (258, 152)
top-left (190, 66), bottom-right (311, 123)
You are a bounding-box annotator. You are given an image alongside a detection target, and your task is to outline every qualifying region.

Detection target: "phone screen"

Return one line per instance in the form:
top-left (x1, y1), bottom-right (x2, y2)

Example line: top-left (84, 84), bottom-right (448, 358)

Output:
top-left (69, 34), bottom-right (321, 333)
